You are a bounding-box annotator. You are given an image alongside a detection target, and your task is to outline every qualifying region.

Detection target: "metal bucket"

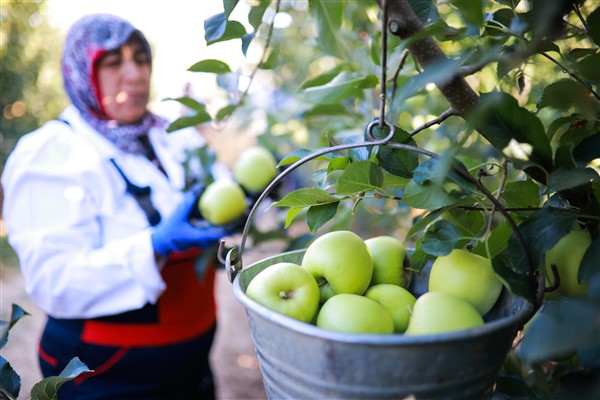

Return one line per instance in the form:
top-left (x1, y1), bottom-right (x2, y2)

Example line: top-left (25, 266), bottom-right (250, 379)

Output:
top-left (233, 249), bottom-right (536, 400)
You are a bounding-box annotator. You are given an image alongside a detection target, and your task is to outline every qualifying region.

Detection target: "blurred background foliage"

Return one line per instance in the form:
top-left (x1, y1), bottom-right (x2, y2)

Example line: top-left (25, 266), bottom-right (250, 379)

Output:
top-left (0, 1), bottom-right (66, 167)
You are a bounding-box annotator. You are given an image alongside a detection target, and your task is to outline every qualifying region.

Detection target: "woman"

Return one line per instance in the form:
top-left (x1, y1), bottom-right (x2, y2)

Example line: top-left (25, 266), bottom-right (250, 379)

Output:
top-left (2, 14), bottom-right (229, 399)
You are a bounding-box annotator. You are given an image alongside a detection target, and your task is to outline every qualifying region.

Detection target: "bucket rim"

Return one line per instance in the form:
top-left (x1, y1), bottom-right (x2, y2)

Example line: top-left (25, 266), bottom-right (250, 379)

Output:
top-left (233, 249), bottom-right (536, 345)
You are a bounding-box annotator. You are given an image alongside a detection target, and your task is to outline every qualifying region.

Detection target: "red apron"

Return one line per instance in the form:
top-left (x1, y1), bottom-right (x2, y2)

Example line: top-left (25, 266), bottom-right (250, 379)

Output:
top-left (79, 249), bottom-right (216, 347)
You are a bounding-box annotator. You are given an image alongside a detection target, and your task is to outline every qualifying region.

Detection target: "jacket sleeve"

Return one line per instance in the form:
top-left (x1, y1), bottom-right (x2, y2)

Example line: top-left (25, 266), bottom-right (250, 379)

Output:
top-left (1, 126), bottom-right (166, 319)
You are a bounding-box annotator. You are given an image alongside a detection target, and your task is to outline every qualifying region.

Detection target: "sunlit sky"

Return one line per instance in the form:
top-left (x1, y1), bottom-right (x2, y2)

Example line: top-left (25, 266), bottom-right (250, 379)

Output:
top-left (44, 0), bottom-right (250, 118)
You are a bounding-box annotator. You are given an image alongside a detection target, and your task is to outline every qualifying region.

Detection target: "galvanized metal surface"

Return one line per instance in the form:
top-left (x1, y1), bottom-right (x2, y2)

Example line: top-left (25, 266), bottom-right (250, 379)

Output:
top-left (233, 250), bottom-right (536, 400)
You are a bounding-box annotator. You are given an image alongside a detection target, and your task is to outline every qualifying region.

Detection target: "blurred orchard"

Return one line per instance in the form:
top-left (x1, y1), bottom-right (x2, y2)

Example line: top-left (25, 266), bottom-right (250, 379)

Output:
top-left (2, 1), bottom-right (599, 399)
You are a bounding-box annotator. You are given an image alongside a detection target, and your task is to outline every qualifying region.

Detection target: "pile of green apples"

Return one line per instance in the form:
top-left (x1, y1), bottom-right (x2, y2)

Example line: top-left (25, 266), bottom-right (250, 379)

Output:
top-left (197, 146), bottom-right (278, 226)
top-left (246, 230), bottom-right (504, 336)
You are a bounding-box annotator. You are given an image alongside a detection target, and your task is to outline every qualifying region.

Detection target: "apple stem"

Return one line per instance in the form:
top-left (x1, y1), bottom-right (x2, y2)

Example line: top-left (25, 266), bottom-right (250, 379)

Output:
top-left (317, 278), bottom-right (328, 288)
top-left (279, 290), bottom-right (294, 299)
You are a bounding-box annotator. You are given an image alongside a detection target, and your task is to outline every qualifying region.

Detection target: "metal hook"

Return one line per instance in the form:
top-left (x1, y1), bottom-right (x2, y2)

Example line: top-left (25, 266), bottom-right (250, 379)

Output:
top-left (544, 263), bottom-right (561, 293)
top-left (379, 0), bottom-right (389, 128)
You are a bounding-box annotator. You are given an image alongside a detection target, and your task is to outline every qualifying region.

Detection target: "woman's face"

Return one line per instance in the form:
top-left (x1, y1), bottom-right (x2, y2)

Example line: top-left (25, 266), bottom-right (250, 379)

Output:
top-left (96, 36), bottom-right (151, 124)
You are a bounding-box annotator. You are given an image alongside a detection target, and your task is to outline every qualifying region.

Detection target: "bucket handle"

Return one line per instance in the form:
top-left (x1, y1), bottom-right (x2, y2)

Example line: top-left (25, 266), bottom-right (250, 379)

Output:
top-left (218, 119), bottom-right (396, 282)
top-left (218, 119), bottom-right (539, 313)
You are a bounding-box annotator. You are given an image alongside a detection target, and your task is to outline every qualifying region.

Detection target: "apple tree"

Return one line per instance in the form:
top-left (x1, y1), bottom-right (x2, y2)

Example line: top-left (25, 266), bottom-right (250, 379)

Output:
top-left (170, 0), bottom-right (600, 397)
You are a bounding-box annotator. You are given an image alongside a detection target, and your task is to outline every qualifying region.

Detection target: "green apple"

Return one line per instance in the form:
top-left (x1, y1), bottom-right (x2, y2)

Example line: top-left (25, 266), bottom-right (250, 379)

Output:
top-left (364, 284), bottom-right (416, 333)
top-left (545, 229), bottom-right (592, 297)
top-left (405, 291), bottom-right (484, 336)
top-left (233, 146), bottom-right (278, 193)
top-left (364, 236), bottom-right (409, 288)
top-left (246, 262), bottom-right (320, 323)
top-left (301, 230), bottom-right (373, 303)
top-left (316, 293), bottom-right (394, 334)
top-left (198, 179), bottom-right (247, 225)
top-left (428, 249), bottom-right (502, 315)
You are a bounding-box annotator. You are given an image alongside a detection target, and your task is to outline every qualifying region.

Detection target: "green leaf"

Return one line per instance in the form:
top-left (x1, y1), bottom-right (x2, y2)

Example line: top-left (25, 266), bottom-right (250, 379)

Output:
top-left (260, 49), bottom-right (278, 70)
top-left (1, 304), bottom-right (29, 349)
top-left (284, 207), bottom-right (303, 228)
top-left (184, 145), bottom-right (217, 188)
top-left (575, 53), bottom-right (600, 84)
top-left (204, 13), bottom-right (227, 43)
top-left (483, 8), bottom-right (513, 47)
top-left (469, 92), bottom-right (553, 171)
top-left (412, 157), bottom-right (475, 194)
top-left (588, 6), bottom-right (600, 46)
top-left (273, 188), bottom-right (340, 208)
top-left (370, 124), bottom-right (419, 178)
top-left (31, 358), bottom-right (91, 400)
top-left (408, 0), bottom-right (439, 25)
top-left (241, 32), bottom-right (254, 56)
top-left (383, 173), bottom-right (411, 189)
top-left (407, 209), bottom-right (443, 239)
top-left (166, 111), bottom-right (211, 133)
top-left (507, 207), bottom-right (577, 274)
top-left (501, 180), bottom-right (540, 209)
top-left (215, 105), bottom-right (236, 122)
top-left (519, 299), bottom-right (600, 363)
top-left (187, 59), bottom-right (231, 74)
top-left (302, 103), bottom-right (349, 118)
top-left (402, 180), bottom-right (458, 209)
top-left (307, 202), bottom-right (339, 232)
top-left (546, 168), bottom-right (600, 193)
top-left (451, 0), bottom-right (484, 28)
top-left (492, 255), bottom-right (537, 302)
top-left (546, 115), bottom-right (581, 141)
top-left (308, 0), bottom-right (345, 58)
top-left (573, 133), bottom-right (600, 167)
top-left (328, 157), bottom-right (350, 173)
top-left (248, 0), bottom-right (270, 31)
top-left (345, 134), bottom-right (371, 162)
top-left (558, 119), bottom-right (598, 147)
top-left (303, 71), bottom-right (378, 104)
top-left (408, 242), bottom-right (434, 274)
top-left (204, 14), bottom-right (246, 45)
top-left (443, 207), bottom-right (485, 236)
top-left (567, 48), bottom-right (599, 60)
top-left (0, 357), bottom-right (20, 399)
top-left (579, 236), bottom-right (600, 292)
top-left (554, 144), bottom-right (576, 170)
top-left (301, 68), bottom-right (344, 89)
top-left (538, 79), bottom-right (595, 112)
top-left (421, 220), bottom-right (463, 256)
top-left (277, 148), bottom-right (331, 167)
top-left (336, 161), bottom-right (384, 195)
top-left (164, 96), bottom-right (207, 113)
top-left (223, 0), bottom-right (239, 18)
top-left (472, 221), bottom-right (513, 258)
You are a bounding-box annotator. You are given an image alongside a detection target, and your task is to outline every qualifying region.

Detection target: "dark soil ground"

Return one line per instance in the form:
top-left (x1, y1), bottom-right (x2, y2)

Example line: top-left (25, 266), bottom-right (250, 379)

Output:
top-left (0, 242), bottom-right (275, 400)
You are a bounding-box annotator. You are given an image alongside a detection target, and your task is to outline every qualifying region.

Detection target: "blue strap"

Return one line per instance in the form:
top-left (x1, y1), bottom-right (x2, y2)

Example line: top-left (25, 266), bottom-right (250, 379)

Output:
top-left (108, 159), bottom-right (162, 226)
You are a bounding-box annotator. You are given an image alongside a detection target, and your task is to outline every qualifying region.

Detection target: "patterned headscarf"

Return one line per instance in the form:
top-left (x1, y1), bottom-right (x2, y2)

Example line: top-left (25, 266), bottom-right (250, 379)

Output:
top-left (61, 14), bottom-right (166, 155)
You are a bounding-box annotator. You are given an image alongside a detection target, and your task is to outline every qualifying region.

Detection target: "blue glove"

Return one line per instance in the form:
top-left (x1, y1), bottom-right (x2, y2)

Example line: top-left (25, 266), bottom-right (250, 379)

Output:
top-left (151, 190), bottom-right (228, 257)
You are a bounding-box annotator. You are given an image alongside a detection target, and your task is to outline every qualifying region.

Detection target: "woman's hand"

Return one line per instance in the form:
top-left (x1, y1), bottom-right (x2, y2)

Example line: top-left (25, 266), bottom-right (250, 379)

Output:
top-left (150, 190), bottom-right (228, 257)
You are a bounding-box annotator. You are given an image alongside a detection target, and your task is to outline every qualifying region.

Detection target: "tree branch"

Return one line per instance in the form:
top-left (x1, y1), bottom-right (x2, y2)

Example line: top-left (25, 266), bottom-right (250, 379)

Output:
top-left (409, 108), bottom-right (458, 137)
top-left (380, 0), bottom-right (480, 117)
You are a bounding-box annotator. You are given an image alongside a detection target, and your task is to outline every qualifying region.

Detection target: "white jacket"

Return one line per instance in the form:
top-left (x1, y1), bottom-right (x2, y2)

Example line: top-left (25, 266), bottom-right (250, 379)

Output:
top-left (2, 105), bottom-right (209, 319)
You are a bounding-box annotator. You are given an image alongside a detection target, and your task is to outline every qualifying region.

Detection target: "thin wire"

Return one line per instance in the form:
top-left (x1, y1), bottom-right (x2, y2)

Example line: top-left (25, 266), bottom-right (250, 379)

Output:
top-left (379, 0), bottom-right (388, 128)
